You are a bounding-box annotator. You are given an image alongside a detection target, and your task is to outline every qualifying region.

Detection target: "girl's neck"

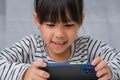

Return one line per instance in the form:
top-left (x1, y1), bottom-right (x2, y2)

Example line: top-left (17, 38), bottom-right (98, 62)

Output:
top-left (47, 47), bottom-right (71, 62)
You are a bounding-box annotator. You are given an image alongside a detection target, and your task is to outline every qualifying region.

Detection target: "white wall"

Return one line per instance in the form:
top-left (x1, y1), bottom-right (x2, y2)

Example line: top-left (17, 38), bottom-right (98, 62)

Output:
top-left (0, 0), bottom-right (6, 50)
top-left (0, 0), bottom-right (38, 50)
top-left (83, 0), bottom-right (120, 49)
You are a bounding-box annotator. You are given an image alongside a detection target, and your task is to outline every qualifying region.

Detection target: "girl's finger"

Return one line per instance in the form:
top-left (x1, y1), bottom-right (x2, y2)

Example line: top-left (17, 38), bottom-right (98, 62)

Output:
top-left (33, 61), bottom-right (47, 67)
top-left (95, 60), bottom-right (106, 71)
top-left (96, 67), bottom-right (107, 78)
top-left (36, 69), bottom-right (50, 78)
top-left (91, 57), bottom-right (102, 66)
top-left (26, 65), bottom-right (50, 79)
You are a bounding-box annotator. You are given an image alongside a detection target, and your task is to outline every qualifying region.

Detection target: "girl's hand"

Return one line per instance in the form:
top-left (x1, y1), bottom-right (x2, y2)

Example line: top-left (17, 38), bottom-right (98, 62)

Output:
top-left (22, 61), bottom-right (50, 80)
top-left (91, 57), bottom-right (112, 80)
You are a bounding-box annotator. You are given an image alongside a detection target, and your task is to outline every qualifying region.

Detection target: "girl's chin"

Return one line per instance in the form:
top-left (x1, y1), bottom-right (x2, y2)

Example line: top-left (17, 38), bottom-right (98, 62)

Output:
top-left (50, 47), bottom-right (67, 54)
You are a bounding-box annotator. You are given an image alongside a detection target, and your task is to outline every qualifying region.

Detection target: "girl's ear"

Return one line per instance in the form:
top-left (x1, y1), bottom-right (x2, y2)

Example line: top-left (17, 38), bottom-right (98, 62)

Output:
top-left (33, 12), bottom-right (41, 28)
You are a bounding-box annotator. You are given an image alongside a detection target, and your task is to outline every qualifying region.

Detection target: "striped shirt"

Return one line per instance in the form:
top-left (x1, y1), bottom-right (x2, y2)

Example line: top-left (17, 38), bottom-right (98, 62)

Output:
top-left (0, 34), bottom-right (120, 80)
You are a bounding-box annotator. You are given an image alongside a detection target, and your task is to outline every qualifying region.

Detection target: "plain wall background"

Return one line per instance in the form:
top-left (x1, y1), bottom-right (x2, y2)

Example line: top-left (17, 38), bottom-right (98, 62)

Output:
top-left (0, 0), bottom-right (120, 50)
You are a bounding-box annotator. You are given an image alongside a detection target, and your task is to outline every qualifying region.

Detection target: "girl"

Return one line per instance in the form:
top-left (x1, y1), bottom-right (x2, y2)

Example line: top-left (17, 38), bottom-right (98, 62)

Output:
top-left (0, 0), bottom-right (120, 80)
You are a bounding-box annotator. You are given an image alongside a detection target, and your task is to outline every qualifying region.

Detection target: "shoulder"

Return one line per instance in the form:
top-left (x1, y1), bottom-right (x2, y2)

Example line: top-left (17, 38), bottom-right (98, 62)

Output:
top-left (74, 35), bottom-right (105, 50)
top-left (16, 34), bottom-right (43, 47)
top-left (21, 34), bottom-right (42, 42)
top-left (75, 35), bottom-right (102, 44)
top-left (75, 35), bottom-right (91, 45)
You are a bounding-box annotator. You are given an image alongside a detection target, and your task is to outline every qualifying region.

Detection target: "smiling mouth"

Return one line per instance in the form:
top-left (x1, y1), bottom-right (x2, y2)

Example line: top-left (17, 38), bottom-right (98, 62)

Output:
top-left (51, 41), bottom-right (67, 48)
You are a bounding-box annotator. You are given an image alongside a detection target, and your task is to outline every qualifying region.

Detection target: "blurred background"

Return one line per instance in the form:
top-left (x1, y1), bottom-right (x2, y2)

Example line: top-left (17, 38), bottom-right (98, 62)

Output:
top-left (0, 0), bottom-right (120, 50)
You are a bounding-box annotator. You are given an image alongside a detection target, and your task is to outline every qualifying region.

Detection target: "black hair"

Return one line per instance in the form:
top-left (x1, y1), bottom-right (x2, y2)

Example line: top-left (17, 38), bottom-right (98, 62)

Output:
top-left (34, 0), bottom-right (83, 24)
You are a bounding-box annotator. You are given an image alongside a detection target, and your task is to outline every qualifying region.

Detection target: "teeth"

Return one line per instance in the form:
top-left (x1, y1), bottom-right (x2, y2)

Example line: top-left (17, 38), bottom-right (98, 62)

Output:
top-left (56, 42), bottom-right (64, 44)
top-left (54, 42), bottom-right (65, 44)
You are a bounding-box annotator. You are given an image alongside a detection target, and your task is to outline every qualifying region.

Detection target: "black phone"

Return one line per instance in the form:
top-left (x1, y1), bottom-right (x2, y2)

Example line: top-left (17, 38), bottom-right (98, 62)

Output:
top-left (40, 62), bottom-right (98, 80)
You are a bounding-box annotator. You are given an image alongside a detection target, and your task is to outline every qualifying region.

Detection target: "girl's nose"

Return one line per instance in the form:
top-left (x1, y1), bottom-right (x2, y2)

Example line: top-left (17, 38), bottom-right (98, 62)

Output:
top-left (55, 28), bottom-right (65, 39)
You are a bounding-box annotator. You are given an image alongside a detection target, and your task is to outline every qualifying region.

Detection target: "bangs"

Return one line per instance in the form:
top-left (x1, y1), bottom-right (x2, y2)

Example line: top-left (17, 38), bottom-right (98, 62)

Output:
top-left (35, 0), bottom-right (83, 24)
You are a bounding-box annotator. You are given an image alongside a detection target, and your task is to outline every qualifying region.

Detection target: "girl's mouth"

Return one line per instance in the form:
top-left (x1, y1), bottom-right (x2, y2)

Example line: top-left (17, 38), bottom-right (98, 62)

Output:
top-left (51, 41), bottom-right (67, 48)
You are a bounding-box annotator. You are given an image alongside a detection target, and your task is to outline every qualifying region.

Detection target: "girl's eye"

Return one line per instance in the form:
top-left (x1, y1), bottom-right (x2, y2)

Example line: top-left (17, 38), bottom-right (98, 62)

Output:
top-left (65, 24), bottom-right (75, 27)
top-left (46, 24), bottom-right (55, 27)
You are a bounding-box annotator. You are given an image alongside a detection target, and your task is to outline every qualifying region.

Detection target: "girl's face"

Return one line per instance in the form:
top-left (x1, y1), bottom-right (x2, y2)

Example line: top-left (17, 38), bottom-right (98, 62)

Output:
top-left (34, 12), bottom-right (83, 61)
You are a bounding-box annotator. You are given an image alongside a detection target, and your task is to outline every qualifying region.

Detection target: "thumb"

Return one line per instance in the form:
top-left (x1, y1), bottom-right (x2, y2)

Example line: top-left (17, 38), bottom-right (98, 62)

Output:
top-left (33, 61), bottom-right (47, 67)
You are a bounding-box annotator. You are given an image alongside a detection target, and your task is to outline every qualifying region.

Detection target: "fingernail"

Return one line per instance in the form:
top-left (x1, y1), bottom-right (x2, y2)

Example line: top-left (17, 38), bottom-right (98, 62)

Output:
top-left (43, 62), bottom-right (47, 67)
